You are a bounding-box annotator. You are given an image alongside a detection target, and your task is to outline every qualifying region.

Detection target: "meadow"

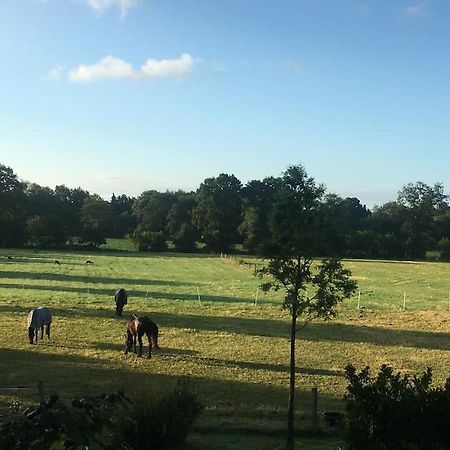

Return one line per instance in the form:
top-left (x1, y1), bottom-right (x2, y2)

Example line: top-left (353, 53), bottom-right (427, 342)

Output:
top-left (0, 246), bottom-right (449, 449)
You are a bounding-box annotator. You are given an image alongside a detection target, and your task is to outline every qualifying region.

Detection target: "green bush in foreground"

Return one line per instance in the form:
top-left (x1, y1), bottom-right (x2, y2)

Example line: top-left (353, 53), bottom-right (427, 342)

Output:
top-left (0, 381), bottom-right (202, 450)
top-left (344, 364), bottom-right (450, 450)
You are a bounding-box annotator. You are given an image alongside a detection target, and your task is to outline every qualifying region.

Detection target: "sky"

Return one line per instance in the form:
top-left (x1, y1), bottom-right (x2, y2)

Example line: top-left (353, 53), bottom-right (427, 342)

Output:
top-left (1, 0), bottom-right (450, 208)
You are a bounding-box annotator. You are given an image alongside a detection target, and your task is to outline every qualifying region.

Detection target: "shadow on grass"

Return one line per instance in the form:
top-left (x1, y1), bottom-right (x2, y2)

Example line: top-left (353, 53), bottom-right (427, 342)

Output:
top-left (1, 305), bottom-right (448, 351)
top-left (0, 271), bottom-right (195, 286)
top-left (0, 282), bottom-right (267, 304)
top-left (90, 341), bottom-right (342, 378)
top-left (0, 347), bottom-right (342, 413)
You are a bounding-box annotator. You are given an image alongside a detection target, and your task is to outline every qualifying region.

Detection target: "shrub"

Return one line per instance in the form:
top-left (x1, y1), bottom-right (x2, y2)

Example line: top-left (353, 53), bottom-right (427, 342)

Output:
top-left (125, 379), bottom-right (202, 449)
top-left (437, 237), bottom-right (450, 260)
top-left (134, 230), bottom-right (168, 252)
top-left (344, 364), bottom-right (450, 450)
top-left (0, 382), bottom-right (202, 450)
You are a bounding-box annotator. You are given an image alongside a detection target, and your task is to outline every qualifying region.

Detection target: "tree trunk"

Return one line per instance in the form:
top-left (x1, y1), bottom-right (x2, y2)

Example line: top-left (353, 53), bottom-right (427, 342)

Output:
top-left (286, 312), bottom-right (297, 450)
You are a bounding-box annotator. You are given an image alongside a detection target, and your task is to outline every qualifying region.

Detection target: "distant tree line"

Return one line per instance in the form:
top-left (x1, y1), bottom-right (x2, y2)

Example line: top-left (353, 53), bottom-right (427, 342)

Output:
top-left (2, 162), bottom-right (450, 259)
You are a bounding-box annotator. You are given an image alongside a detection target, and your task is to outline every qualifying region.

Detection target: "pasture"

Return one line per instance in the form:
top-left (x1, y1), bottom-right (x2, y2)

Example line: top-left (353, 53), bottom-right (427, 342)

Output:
top-left (0, 248), bottom-right (449, 449)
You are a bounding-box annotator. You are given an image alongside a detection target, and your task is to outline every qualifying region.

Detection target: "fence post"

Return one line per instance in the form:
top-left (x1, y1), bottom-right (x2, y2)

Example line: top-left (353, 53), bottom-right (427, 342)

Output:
top-left (311, 387), bottom-right (318, 430)
top-left (357, 290), bottom-right (361, 309)
top-left (197, 287), bottom-right (202, 305)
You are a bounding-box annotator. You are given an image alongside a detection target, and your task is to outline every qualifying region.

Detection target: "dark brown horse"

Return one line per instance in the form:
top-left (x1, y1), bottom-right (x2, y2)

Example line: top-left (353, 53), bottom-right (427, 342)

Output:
top-left (114, 288), bottom-right (128, 317)
top-left (124, 315), bottom-right (159, 358)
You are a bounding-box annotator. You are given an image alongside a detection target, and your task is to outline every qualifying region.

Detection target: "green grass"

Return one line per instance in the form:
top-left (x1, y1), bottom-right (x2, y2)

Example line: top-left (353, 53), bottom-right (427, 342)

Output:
top-left (0, 248), bottom-right (449, 449)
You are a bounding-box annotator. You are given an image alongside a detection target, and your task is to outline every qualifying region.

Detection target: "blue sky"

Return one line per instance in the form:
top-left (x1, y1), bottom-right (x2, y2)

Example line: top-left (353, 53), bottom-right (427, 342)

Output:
top-left (1, 0), bottom-right (449, 207)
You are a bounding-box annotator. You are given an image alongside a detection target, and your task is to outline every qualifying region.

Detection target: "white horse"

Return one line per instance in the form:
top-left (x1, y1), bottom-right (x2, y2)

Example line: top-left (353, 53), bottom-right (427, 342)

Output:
top-left (27, 307), bottom-right (52, 344)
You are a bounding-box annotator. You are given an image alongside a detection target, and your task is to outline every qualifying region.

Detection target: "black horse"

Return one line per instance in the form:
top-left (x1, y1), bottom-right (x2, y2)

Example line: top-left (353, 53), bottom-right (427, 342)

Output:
top-left (27, 307), bottom-right (52, 344)
top-left (114, 288), bottom-right (128, 317)
top-left (124, 315), bottom-right (159, 358)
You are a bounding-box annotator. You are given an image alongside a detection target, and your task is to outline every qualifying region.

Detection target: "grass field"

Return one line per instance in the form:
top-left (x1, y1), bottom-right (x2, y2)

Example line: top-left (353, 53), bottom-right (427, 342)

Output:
top-left (0, 247), bottom-right (449, 449)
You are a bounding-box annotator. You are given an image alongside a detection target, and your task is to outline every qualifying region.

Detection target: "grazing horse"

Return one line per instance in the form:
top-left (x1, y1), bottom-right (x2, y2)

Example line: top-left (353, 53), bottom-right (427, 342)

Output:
top-left (54, 260), bottom-right (61, 265)
top-left (125, 315), bottom-right (159, 358)
top-left (85, 260), bottom-right (93, 265)
top-left (27, 307), bottom-right (52, 344)
top-left (114, 288), bottom-right (128, 317)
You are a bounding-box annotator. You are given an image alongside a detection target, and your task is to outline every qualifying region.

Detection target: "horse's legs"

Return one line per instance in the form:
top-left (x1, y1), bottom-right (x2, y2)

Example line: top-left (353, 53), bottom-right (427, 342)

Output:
top-left (133, 334), bottom-right (137, 353)
top-left (46, 323), bottom-right (51, 339)
top-left (137, 334), bottom-right (143, 357)
top-left (147, 333), bottom-right (152, 359)
top-left (34, 328), bottom-right (38, 344)
top-left (40, 326), bottom-right (44, 340)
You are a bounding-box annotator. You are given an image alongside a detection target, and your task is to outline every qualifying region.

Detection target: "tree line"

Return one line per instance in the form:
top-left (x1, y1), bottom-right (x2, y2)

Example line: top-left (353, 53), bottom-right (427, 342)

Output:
top-left (2, 162), bottom-right (450, 259)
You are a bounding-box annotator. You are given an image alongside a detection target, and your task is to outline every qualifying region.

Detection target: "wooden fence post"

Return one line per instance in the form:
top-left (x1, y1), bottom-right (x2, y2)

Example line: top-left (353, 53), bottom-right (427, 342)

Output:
top-left (311, 387), bottom-right (318, 430)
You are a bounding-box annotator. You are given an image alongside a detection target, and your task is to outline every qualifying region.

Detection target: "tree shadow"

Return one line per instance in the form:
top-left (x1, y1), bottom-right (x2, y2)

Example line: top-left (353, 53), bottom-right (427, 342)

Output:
top-left (1, 304), bottom-right (447, 351)
top-left (0, 347), bottom-right (342, 414)
top-left (0, 282), bottom-right (267, 304)
top-left (0, 270), bottom-right (195, 286)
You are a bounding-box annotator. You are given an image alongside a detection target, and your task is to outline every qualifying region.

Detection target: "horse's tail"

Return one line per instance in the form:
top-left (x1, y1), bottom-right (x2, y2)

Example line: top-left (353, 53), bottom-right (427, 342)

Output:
top-left (152, 324), bottom-right (160, 350)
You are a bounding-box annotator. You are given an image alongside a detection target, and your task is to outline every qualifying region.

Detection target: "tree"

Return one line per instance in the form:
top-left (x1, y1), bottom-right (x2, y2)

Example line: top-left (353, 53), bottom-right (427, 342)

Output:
top-left (109, 193), bottom-right (137, 238)
top-left (132, 191), bottom-right (176, 251)
top-left (258, 165), bottom-right (357, 450)
top-left (166, 192), bottom-right (198, 252)
top-left (192, 174), bottom-right (243, 252)
top-left (397, 182), bottom-right (448, 259)
top-left (239, 178), bottom-right (281, 253)
top-left (25, 184), bottom-right (69, 248)
top-left (79, 195), bottom-right (112, 247)
top-left (321, 194), bottom-right (370, 256)
top-left (54, 185), bottom-right (90, 237)
top-left (0, 164), bottom-right (26, 247)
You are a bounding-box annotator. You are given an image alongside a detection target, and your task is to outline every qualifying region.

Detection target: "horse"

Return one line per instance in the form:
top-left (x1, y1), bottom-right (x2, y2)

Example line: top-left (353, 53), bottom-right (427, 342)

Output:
top-left (114, 288), bottom-right (128, 317)
top-left (85, 260), bottom-right (93, 265)
top-left (27, 307), bottom-right (52, 344)
top-left (124, 315), bottom-right (159, 358)
top-left (54, 260), bottom-right (61, 265)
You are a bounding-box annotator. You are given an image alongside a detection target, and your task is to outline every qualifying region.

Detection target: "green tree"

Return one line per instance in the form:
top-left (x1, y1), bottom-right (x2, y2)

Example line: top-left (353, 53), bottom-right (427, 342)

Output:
top-left (239, 178), bottom-right (281, 253)
top-left (258, 165), bottom-right (357, 450)
top-left (79, 195), bottom-right (111, 247)
top-left (192, 174), bottom-right (243, 252)
top-left (0, 164), bottom-right (26, 247)
top-left (54, 185), bottom-right (90, 237)
top-left (132, 191), bottom-right (176, 251)
top-left (397, 182), bottom-right (448, 259)
top-left (109, 193), bottom-right (137, 238)
top-left (25, 184), bottom-right (69, 248)
top-left (166, 192), bottom-right (198, 252)
top-left (321, 194), bottom-right (370, 256)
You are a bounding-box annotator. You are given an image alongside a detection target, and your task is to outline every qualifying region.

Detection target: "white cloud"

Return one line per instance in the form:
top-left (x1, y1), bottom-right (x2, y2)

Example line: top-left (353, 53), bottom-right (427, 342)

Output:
top-left (67, 54), bottom-right (195, 83)
top-left (68, 56), bottom-right (133, 82)
top-left (87, 0), bottom-right (140, 16)
top-left (140, 54), bottom-right (194, 80)
top-left (45, 65), bottom-right (65, 80)
top-left (402, 2), bottom-right (430, 17)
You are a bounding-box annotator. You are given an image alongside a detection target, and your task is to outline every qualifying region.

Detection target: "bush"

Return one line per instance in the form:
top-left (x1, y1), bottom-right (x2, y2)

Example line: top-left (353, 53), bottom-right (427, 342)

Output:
top-left (344, 364), bottom-right (450, 450)
top-left (125, 379), bottom-right (203, 449)
top-left (437, 237), bottom-right (450, 260)
top-left (134, 230), bottom-right (168, 252)
top-left (0, 382), bottom-right (202, 450)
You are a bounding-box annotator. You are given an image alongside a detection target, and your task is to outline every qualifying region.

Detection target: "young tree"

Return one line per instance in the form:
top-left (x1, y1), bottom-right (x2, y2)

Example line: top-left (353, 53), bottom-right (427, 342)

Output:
top-left (258, 165), bottom-right (357, 450)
